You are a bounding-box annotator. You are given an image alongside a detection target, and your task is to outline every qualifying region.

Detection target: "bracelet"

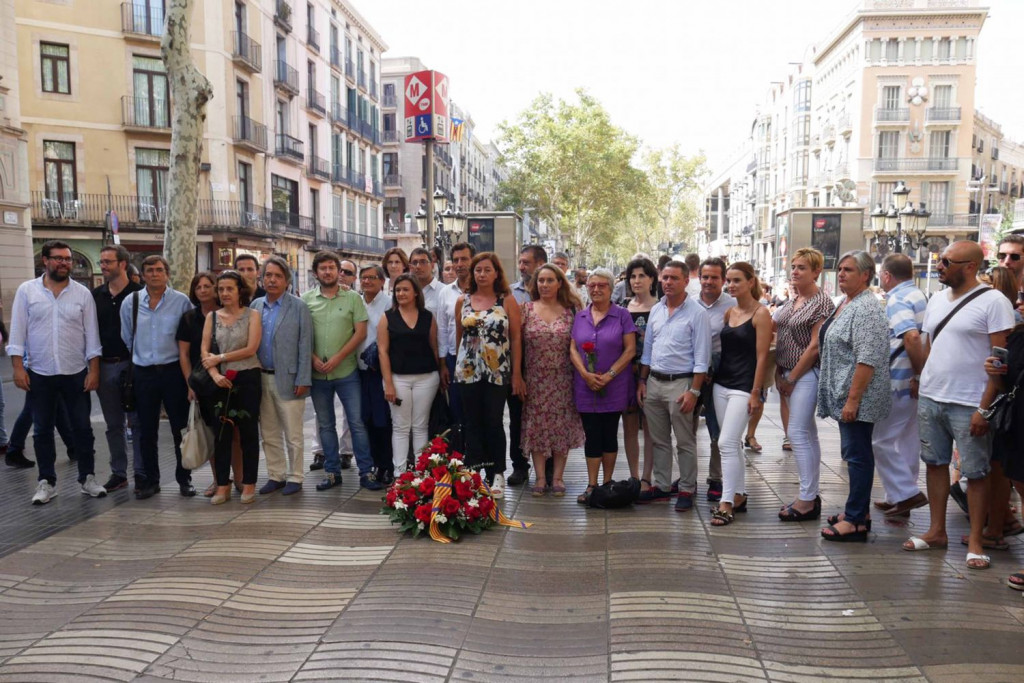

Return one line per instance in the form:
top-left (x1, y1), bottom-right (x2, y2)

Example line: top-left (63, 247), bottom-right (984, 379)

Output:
top-left (607, 369), bottom-right (617, 378)
top-left (220, 353), bottom-right (225, 362)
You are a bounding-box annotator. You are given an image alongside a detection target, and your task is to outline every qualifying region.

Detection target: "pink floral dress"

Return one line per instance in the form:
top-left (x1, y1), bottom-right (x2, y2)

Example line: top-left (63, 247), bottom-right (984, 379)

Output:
top-left (520, 302), bottom-right (585, 456)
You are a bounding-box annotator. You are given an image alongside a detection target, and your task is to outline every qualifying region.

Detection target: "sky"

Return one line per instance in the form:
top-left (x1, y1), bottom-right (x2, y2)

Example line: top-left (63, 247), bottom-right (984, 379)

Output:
top-left (358, 0), bottom-right (1024, 172)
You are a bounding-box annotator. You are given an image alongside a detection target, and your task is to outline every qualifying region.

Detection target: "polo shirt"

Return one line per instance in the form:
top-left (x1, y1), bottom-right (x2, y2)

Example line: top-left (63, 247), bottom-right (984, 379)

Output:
top-left (302, 286), bottom-right (368, 380)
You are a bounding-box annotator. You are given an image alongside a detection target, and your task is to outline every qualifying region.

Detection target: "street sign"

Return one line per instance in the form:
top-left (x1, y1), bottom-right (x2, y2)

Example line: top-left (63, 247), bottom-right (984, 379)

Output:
top-left (404, 70), bottom-right (449, 143)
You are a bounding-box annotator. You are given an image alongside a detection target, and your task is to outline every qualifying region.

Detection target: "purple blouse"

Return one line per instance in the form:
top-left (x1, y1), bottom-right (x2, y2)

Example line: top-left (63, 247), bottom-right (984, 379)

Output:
top-left (571, 304), bottom-right (637, 413)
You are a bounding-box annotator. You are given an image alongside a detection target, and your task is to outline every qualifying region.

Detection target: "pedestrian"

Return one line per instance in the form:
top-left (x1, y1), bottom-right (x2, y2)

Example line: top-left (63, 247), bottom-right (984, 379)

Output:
top-left (121, 255), bottom-right (196, 499)
top-left (637, 260), bottom-right (712, 512)
top-left (818, 251), bottom-right (892, 542)
top-left (253, 256), bottom-right (313, 497)
top-left (571, 268), bottom-right (635, 504)
top-left (409, 247), bottom-right (446, 326)
top-left (234, 253), bottom-right (266, 299)
top-left (7, 240), bottom-right (105, 504)
top-left (775, 248), bottom-right (835, 522)
top-left (454, 252), bottom-right (524, 497)
top-left (0, 302), bottom-right (7, 461)
top-left (379, 273), bottom-right (443, 472)
top-left (382, 247), bottom-right (409, 296)
top-left (436, 242), bottom-right (476, 446)
top-left (91, 244), bottom-right (143, 492)
top-left (711, 263), bottom-right (772, 526)
top-left (200, 270), bottom-right (262, 505)
top-left (995, 234), bottom-right (1024, 317)
top-left (522, 264), bottom-right (583, 497)
top-left (357, 264), bottom-right (393, 482)
top-left (623, 257), bottom-right (657, 492)
top-left (574, 268), bottom-right (590, 307)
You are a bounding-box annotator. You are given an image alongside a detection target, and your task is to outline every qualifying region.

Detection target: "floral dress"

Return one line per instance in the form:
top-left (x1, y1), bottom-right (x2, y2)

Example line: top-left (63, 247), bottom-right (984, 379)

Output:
top-left (520, 302), bottom-right (584, 456)
top-left (455, 294), bottom-right (511, 386)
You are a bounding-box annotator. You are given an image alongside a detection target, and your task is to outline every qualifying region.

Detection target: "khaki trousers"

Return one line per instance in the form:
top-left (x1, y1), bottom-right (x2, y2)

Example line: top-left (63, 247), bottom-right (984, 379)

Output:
top-left (259, 374), bottom-right (307, 483)
top-left (645, 376), bottom-right (698, 494)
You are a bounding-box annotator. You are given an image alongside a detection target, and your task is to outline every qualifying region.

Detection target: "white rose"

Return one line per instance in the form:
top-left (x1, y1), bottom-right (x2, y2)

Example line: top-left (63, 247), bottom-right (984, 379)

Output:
top-left (435, 514), bottom-right (448, 524)
top-left (394, 500), bottom-right (408, 510)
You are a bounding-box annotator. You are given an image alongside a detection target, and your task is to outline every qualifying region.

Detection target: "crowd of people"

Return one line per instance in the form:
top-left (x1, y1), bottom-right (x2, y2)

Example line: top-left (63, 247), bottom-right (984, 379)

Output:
top-left (2, 235), bottom-right (1023, 591)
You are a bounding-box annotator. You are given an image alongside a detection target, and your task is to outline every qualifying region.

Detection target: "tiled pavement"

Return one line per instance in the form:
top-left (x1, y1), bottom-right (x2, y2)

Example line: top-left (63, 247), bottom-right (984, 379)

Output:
top-left (0, 380), bottom-right (1022, 681)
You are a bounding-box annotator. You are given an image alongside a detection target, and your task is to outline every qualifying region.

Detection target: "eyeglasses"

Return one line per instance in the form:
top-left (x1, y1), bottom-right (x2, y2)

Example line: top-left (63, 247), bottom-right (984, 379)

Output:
top-left (997, 252), bottom-right (1022, 262)
top-left (46, 256), bottom-right (73, 264)
top-left (587, 282), bottom-right (610, 290)
top-left (340, 269), bottom-right (355, 277)
top-left (939, 257), bottom-right (972, 268)
top-left (98, 259), bottom-right (119, 266)
top-left (409, 260), bottom-right (430, 267)
top-left (360, 275), bottom-right (379, 281)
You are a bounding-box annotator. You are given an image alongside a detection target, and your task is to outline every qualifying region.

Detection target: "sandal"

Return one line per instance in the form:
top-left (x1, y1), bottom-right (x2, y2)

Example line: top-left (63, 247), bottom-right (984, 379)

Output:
top-left (577, 484), bottom-right (595, 505)
top-left (903, 536), bottom-right (948, 551)
top-left (710, 507), bottom-right (735, 526)
top-left (733, 495), bottom-right (748, 513)
top-left (743, 436), bottom-right (763, 453)
top-left (827, 513), bottom-right (872, 531)
top-left (960, 534), bottom-right (1009, 551)
top-left (821, 522), bottom-right (868, 543)
top-left (203, 482), bottom-right (218, 497)
top-left (551, 482), bottom-right (566, 497)
top-left (1004, 518), bottom-right (1024, 537)
top-left (1007, 571), bottom-right (1024, 591)
top-left (640, 478), bottom-right (653, 492)
top-left (966, 552), bottom-right (991, 570)
top-left (781, 436), bottom-right (792, 451)
top-left (779, 497), bottom-right (821, 522)
top-left (531, 485), bottom-right (546, 497)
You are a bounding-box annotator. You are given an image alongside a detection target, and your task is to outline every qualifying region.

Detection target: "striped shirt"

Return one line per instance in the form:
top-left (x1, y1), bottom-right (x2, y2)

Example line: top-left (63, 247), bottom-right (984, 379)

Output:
top-left (885, 280), bottom-right (927, 398)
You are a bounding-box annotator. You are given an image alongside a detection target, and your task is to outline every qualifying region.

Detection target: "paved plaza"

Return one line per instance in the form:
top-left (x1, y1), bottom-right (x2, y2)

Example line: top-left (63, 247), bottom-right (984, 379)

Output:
top-left (0, 367), bottom-right (1021, 682)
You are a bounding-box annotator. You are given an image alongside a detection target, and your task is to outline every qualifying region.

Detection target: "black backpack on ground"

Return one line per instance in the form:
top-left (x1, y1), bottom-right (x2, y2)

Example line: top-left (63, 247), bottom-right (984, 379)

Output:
top-left (588, 477), bottom-right (641, 509)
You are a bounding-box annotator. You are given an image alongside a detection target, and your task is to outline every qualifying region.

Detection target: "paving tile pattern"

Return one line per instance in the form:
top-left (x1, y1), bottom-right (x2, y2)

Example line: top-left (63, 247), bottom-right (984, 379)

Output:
top-left (0, 400), bottom-right (1020, 681)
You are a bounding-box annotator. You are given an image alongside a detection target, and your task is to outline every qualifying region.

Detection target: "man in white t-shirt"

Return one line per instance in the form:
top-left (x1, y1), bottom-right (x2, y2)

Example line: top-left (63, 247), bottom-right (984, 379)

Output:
top-left (904, 241), bottom-right (1014, 571)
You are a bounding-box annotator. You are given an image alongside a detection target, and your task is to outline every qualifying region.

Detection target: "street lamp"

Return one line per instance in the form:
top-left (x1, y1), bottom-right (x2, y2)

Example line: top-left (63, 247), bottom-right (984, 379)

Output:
top-left (415, 191), bottom-right (467, 272)
top-left (869, 180), bottom-right (931, 254)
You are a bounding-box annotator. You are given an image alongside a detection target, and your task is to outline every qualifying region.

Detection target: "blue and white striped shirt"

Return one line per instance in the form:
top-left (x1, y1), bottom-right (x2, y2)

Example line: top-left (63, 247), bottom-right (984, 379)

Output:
top-left (885, 280), bottom-right (927, 399)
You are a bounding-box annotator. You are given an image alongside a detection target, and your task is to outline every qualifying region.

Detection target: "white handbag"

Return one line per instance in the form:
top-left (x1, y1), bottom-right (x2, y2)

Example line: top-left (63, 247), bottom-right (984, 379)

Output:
top-left (180, 401), bottom-right (214, 470)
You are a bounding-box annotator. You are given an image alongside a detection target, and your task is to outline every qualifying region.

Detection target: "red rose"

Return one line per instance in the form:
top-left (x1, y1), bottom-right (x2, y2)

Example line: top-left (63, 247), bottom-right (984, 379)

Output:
top-left (466, 505), bottom-right (481, 521)
top-left (454, 480), bottom-right (473, 500)
top-left (385, 489), bottom-right (398, 505)
top-left (442, 496), bottom-right (461, 516)
top-left (431, 465), bottom-right (449, 480)
top-left (414, 504), bottom-right (432, 523)
top-left (471, 472), bottom-right (482, 489)
top-left (580, 341), bottom-right (596, 354)
top-left (398, 471), bottom-right (415, 484)
top-left (415, 453), bottom-right (430, 471)
top-left (402, 488), bottom-right (420, 505)
top-left (224, 369), bottom-right (239, 381)
top-left (479, 497), bottom-right (494, 515)
top-left (419, 478), bottom-right (435, 496)
top-left (430, 437), bottom-right (447, 454)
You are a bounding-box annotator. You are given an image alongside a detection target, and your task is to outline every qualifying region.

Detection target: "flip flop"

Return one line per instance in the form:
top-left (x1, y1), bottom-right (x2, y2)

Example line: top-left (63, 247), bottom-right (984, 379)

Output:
top-left (1004, 518), bottom-right (1024, 537)
top-left (1007, 571), bottom-right (1024, 591)
top-left (902, 536), bottom-right (948, 551)
top-left (960, 534), bottom-right (1009, 551)
top-left (966, 552), bottom-right (991, 570)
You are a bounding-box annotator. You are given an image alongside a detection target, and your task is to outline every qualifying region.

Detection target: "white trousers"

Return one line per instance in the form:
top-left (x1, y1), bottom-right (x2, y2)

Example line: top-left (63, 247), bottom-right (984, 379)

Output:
top-left (713, 385), bottom-right (751, 505)
top-left (259, 375), bottom-right (307, 483)
top-left (871, 392), bottom-right (921, 503)
top-left (390, 372), bottom-right (440, 471)
top-left (787, 370), bottom-right (821, 502)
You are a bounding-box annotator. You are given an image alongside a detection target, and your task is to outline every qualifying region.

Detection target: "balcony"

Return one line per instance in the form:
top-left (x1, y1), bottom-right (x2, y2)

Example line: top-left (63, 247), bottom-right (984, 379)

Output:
top-left (924, 213), bottom-right (979, 227)
top-left (232, 116), bottom-right (267, 152)
top-left (274, 61), bottom-right (299, 95)
top-left (320, 228), bottom-right (385, 255)
top-left (306, 88), bottom-right (326, 117)
top-left (373, 179), bottom-right (382, 197)
top-left (307, 155), bottom-right (330, 180)
top-left (357, 71), bottom-right (367, 90)
top-left (274, 0), bottom-right (292, 32)
top-left (307, 26), bottom-right (320, 53)
top-left (345, 59), bottom-right (355, 81)
top-left (330, 101), bottom-right (347, 127)
top-left (927, 107), bottom-right (961, 122)
top-left (231, 32), bottom-right (262, 73)
top-left (349, 169), bottom-right (366, 191)
top-left (382, 93), bottom-right (397, 108)
top-left (275, 133), bottom-right (304, 163)
top-left (122, 2), bottom-right (164, 39)
top-left (332, 163), bottom-right (347, 185)
top-left (838, 112), bottom-right (852, 134)
top-left (875, 107), bottom-right (910, 123)
top-left (1002, 182), bottom-right (1009, 195)
top-left (121, 96), bottom-right (170, 131)
top-left (873, 157), bottom-right (958, 172)
top-left (369, 81), bottom-right (377, 100)
top-left (383, 130), bottom-right (399, 144)
top-left (270, 210), bottom-right (315, 237)
top-left (384, 174), bottom-right (402, 188)
top-left (330, 47), bottom-right (342, 71)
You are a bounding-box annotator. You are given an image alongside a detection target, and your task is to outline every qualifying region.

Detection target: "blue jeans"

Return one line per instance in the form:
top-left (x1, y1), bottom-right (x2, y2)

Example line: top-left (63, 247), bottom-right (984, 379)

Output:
top-left (311, 373), bottom-right (372, 476)
top-left (28, 369), bottom-right (95, 485)
top-left (839, 420), bottom-right (875, 525)
top-left (703, 351), bottom-right (722, 442)
top-left (0, 378), bottom-right (7, 446)
top-left (10, 388), bottom-right (74, 452)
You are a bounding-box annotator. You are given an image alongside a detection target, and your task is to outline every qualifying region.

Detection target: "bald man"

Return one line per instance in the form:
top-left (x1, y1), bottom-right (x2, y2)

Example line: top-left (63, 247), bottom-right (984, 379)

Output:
top-left (904, 241), bottom-right (1014, 571)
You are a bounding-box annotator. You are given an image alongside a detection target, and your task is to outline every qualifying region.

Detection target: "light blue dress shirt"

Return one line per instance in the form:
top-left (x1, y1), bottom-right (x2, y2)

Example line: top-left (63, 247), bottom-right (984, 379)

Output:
top-left (257, 297), bottom-right (281, 370)
top-left (640, 295), bottom-right (712, 374)
top-left (120, 287), bottom-right (193, 366)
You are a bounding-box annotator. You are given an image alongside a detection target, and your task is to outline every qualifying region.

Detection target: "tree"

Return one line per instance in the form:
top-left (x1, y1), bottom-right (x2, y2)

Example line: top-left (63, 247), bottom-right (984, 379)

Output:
top-left (496, 90), bottom-right (646, 263)
top-left (162, 0), bottom-right (213, 292)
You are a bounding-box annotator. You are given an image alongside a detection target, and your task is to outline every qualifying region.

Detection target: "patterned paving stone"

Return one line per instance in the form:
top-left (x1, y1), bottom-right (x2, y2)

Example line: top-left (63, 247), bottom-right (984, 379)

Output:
top-left (1, 628), bottom-right (179, 681)
top-left (762, 661), bottom-right (926, 682)
top-left (277, 542), bottom-right (393, 566)
top-left (923, 663), bottom-right (1024, 682)
top-left (451, 649), bottom-right (609, 681)
top-left (295, 641), bottom-right (457, 681)
top-left (610, 651), bottom-right (768, 682)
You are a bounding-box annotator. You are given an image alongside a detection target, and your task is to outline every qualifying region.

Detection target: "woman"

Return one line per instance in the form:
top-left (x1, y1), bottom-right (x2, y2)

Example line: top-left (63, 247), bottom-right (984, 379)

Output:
top-left (378, 273), bottom-right (443, 472)
top-left (623, 257), bottom-right (658, 492)
top-left (818, 251), bottom-right (891, 541)
top-left (521, 264), bottom-right (584, 496)
top-left (570, 268), bottom-right (637, 505)
top-left (177, 272), bottom-right (241, 496)
top-left (990, 266), bottom-right (1023, 324)
top-left (200, 271), bottom-right (262, 505)
top-left (711, 263), bottom-right (772, 526)
top-left (775, 248), bottom-right (835, 521)
top-left (382, 247), bottom-right (409, 295)
top-left (455, 252), bottom-right (524, 497)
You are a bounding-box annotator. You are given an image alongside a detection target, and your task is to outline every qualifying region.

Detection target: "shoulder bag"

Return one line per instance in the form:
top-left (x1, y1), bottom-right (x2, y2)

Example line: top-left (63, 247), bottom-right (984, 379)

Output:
top-left (180, 399), bottom-right (214, 470)
top-left (188, 311), bottom-right (221, 397)
top-left (988, 363), bottom-right (1024, 436)
top-left (119, 293), bottom-right (139, 411)
top-left (929, 286), bottom-right (989, 345)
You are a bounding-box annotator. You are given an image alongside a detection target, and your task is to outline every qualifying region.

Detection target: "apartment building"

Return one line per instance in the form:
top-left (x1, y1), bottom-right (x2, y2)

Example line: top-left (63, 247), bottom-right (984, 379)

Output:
top-left (15, 0), bottom-right (386, 289)
top-left (704, 0), bottom-right (1024, 287)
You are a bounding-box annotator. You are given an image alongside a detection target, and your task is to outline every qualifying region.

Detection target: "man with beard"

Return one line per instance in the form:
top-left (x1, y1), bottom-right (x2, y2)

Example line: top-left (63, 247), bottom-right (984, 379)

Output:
top-left (92, 245), bottom-right (143, 492)
top-left (904, 241), bottom-right (1013, 571)
top-left (7, 240), bottom-right (105, 504)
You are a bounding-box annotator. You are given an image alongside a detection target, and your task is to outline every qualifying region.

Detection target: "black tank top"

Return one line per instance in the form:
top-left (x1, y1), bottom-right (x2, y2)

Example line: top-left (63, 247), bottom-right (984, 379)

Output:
top-left (387, 308), bottom-right (436, 375)
top-left (715, 317), bottom-right (757, 392)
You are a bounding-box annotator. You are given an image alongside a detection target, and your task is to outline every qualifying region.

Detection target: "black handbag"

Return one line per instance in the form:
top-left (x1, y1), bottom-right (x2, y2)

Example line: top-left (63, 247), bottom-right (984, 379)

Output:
top-left (188, 312), bottom-right (221, 397)
top-left (989, 365), bottom-right (1024, 435)
top-left (588, 478), bottom-right (642, 509)
top-left (119, 294), bottom-right (139, 412)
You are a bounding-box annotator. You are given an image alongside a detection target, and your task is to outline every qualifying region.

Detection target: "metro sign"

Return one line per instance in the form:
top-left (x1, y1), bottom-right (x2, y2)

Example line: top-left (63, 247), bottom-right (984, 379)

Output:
top-left (404, 70), bottom-right (449, 143)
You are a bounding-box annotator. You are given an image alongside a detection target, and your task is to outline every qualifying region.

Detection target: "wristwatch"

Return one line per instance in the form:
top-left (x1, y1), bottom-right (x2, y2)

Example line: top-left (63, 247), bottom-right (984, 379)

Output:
top-left (607, 369), bottom-right (617, 378)
top-left (688, 387), bottom-right (701, 397)
top-left (977, 406), bottom-right (994, 420)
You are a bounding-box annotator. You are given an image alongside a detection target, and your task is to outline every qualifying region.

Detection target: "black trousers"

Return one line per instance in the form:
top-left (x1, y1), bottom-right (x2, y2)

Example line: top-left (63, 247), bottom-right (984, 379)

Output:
top-left (359, 368), bottom-right (394, 476)
top-left (134, 362), bottom-right (190, 488)
top-left (461, 381), bottom-right (507, 482)
top-left (204, 368), bottom-right (262, 486)
top-left (506, 392), bottom-right (529, 472)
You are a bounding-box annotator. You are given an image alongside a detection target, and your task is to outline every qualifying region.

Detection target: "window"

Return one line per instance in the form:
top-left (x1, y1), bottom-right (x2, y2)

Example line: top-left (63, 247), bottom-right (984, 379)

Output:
top-left (309, 188), bottom-right (319, 228)
top-left (371, 205), bottom-right (378, 235)
top-left (43, 141), bottom-right (76, 204)
top-left (234, 0), bottom-right (246, 35)
top-left (236, 80), bottom-right (249, 120)
top-left (884, 39), bottom-right (898, 61)
top-left (928, 181), bottom-right (950, 215)
top-left (307, 59), bottom-right (315, 92)
top-left (929, 131), bottom-right (951, 159)
top-left (41, 43), bottom-right (70, 94)
top-left (308, 123), bottom-right (317, 158)
top-left (129, 0), bottom-right (166, 36)
top-left (933, 84), bottom-right (952, 109)
top-left (358, 200), bottom-right (367, 234)
top-left (346, 197), bottom-right (355, 231)
top-left (132, 55), bottom-right (169, 127)
top-left (878, 131), bottom-right (899, 159)
top-left (271, 174), bottom-right (298, 218)
top-left (383, 152), bottom-right (397, 177)
top-left (238, 161), bottom-right (252, 211)
top-left (873, 181), bottom-right (895, 208)
top-left (136, 148), bottom-right (169, 214)
top-left (937, 38), bottom-right (951, 60)
top-left (881, 85), bottom-right (900, 109)
top-left (383, 82), bottom-right (395, 99)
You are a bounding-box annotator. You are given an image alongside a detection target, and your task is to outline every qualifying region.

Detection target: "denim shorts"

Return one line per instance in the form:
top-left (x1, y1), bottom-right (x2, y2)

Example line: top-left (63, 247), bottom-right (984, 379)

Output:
top-left (917, 396), bottom-right (992, 479)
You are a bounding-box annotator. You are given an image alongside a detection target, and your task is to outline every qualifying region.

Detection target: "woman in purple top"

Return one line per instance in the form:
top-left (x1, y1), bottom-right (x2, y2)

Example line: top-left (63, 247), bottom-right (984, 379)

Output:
top-left (569, 268), bottom-right (637, 505)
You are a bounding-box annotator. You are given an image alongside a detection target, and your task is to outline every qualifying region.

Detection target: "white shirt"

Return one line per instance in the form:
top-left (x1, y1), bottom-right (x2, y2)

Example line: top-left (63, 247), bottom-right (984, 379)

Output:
top-left (920, 284), bottom-right (1014, 407)
top-left (358, 290), bottom-right (392, 370)
top-left (437, 280), bottom-right (470, 357)
top-left (6, 276), bottom-right (102, 376)
top-left (420, 277), bottom-right (446, 348)
top-left (685, 278), bottom-right (701, 300)
top-left (696, 291), bottom-right (736, 356)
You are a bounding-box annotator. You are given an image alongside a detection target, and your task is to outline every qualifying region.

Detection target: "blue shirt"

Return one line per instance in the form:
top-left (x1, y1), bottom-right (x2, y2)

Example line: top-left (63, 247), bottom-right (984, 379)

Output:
top-left (120, 287), bottom-right (193, 367)
top-left (640, 295), bottom-right (712, 375)
top-left (257, 297), bottom-right (282, 370)
top-left (885, 280), bottom-right (927, 399)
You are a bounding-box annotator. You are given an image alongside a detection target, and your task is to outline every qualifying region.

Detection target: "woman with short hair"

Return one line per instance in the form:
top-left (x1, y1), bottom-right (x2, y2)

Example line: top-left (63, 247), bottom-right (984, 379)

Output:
top-left (382, 247), bottom-right (409, 295)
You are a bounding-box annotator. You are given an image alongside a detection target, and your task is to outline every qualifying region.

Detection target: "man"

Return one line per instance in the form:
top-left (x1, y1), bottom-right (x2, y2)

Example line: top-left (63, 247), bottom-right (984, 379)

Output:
top-left (357, 264), bottom-right (394, 481)
top-left (234, 253), bottom-right (266, 299)
top-left (339, 259), bottom-right (359, 291)
top-left (409, 247), bottom-right (446, 324)
top-left (996, 234), bottom-right (1024, 315)
top-left (92, 245), bottom-right (143, 492)
top-left (694, 257), bottom-right (735, 501)
top-left (637, 260), bottom-right (712, 512)
top-left (121, 255), bottom-right (195, 499)
top-left (303, 250), bottom-right (382, 492)
top-left (552, 251), bottom-right (570, 273)
top-left (684, 253), bottom-right (702, 300)
top-left (437, 242), bottom-right (476, 439)
top-left (904, 241), bottom-right (1013, 570)
top-left (253, 256), bottom-right (313, 496)
top-left (7, 240), bottom-right (105, 504)
top-left (574, 268), bottom-right (590, 307)
top-left (507, 244), bottom-right (547, 487)
top-left (873, 253), bottom-right (928, 516)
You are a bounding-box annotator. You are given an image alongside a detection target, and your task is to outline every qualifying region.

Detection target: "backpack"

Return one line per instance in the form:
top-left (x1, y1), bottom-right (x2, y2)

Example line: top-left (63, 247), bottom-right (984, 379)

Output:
top-left (588, 477), bottom-right (641, 509)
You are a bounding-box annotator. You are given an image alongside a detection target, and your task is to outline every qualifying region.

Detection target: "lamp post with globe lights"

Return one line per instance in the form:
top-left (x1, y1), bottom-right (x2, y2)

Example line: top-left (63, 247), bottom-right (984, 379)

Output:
top-left (416, 188), bottom-right (467, 273)
top-left (870, 180), bottom-right (931, 254)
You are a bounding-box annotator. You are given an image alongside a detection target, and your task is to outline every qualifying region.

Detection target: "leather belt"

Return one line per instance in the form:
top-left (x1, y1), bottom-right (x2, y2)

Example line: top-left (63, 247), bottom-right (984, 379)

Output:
top-left (101, 357), bottom-right (125, 363)
top-left (649, 370), bottom-right (694, 382)
top-left (261, 369), bottom-right (275, 374)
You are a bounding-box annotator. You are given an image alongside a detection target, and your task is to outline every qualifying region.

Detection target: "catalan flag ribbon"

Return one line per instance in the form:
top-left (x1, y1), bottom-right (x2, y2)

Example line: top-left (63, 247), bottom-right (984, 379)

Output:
top-left (450, 117), bottom-right (465, 143)
top-left (428, 471), bottom-right (455, 544)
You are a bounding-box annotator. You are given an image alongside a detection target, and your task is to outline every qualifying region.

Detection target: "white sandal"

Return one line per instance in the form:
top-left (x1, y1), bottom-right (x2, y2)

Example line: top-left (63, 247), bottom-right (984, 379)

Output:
top-left (903, 536), bottom-right (948, 551)
top-left (966, 552), bottom-right (991, 570)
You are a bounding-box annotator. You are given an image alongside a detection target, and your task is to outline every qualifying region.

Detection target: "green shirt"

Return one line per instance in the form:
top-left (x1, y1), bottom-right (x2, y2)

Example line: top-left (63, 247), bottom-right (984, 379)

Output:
top-left (302, 286), bottom-right (368, 380)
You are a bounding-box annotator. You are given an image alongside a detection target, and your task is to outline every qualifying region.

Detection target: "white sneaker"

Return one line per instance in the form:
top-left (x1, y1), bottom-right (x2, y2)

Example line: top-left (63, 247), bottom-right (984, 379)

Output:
top-left (80, 474), bottom-right (108, 498)
top-left (491, 474), bottom-right (505, 499)
top-left (32, 480), bottom-right (57, 505)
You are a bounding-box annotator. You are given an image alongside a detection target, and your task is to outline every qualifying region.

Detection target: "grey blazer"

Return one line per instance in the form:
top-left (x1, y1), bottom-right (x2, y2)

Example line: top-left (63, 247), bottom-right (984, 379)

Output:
top-left (251, 293), bottom-right (313, 399)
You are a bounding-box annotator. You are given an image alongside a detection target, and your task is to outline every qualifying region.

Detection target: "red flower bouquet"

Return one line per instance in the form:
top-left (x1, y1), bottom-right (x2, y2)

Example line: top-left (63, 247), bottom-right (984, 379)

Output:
top-left (580, 340), bottom-right (606, 397)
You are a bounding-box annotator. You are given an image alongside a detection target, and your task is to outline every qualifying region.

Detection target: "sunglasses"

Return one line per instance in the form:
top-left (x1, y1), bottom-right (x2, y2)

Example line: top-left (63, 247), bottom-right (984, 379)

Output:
top-left (939, 257), bottom-right (972, 268)
top-left (997, 252), bottom-right (1022, 262)
top-left (340, 269), bottom-right (355, 277)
